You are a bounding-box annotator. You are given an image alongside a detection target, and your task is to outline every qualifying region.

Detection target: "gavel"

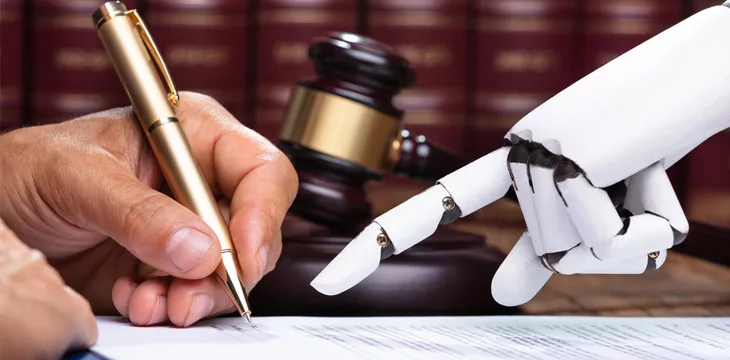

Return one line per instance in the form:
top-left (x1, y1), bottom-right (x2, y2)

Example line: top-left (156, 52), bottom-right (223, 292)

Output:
top-left (247, 32), bottom-right (514, 317)
top-left (277, 32), bottom-right (476, 231)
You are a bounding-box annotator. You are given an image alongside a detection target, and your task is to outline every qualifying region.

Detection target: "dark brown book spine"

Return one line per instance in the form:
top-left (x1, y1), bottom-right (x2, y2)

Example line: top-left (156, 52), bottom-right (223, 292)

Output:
top-left (30, 1), bottom-right (139, 125)
top-left (685, 131), bottom-right (730, 228)
top-left (253, 0), bottom-right (359, 141)
top-left (145, 0), bottom-right (252, 124)
top-left (689, 0), bottom-right (725, 14)
top-left (366, 0), bottom-right (470, 155)
top-left (0, 0), bottom-right (24, 132)
top-left (469, 0), bottom-right (579, 159)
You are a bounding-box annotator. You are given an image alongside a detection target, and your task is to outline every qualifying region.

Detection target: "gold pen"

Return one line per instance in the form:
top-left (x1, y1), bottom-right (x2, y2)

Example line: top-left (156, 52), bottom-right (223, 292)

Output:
top-left (92, 1), bottom-right (252, 321)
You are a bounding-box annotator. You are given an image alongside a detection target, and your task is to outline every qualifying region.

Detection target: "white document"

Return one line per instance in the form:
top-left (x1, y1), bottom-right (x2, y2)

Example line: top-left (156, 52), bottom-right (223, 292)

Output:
top-left (93, 315), bottom-right (730, 359)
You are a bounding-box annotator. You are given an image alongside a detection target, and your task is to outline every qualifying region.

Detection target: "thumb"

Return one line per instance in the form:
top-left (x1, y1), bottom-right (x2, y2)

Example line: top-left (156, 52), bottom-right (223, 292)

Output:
top-left (491, 231), bottom-right (552, 307)
top-left (73, 171), bottom-right (222, 280)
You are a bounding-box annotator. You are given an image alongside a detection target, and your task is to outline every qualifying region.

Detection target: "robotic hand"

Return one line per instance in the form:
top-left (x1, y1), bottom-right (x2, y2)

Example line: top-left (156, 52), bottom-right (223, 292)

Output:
top-left (310, 4), bottom-right (730, 307)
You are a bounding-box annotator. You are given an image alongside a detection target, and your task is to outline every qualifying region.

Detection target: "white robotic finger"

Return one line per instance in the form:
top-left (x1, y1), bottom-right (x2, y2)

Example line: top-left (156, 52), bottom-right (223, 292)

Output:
top-left (624, 161), bottom-right (689, 245)
top-left (588, 213), bottom-right (673, 262)
top-left (311, 184), bottom-right (449, 295)
top-left (506, 143), bottom-right (544, 255)
top-left (529, 148), bottom-right (583, 254)
top-left (555, 164), bottom-right (624, 248)
top-left (310, 223), bottom-right (384, 295)
top-left (550, 243), bottom-right (660, 275)
top-left (311, 147), bottom-right (514, 296)
top-left (491, 231), bottom-right (553, 307)
top-left (437, 146), bottom-right (512, 217)
top-left (376, 184), bottom-right (452, 254)
top-left (588, 162), bottom-right (687, 263)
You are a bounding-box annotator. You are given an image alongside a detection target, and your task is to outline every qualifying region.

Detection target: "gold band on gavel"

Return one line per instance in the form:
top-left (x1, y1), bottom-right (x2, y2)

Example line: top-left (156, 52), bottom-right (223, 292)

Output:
top-left (279, 86), bottom-right (403, 173)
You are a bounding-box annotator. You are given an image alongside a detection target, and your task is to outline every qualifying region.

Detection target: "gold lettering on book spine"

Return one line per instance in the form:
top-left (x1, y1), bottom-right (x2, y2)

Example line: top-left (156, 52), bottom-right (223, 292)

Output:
top-left (0, 10), bottom-right (19, 22)
top-left (478, 18), bottom-right (573, 33)
top-left (587, 19), bottom-right (668, 35)
top-left (394, 44), bottom-right (452, 68)
top-left (591, 0), bottom-right (663, 17)
top-left (273, 42), bottom-right (310, 64)
top-left (259, 9), bottom-right (353, 26)
top-left (147, 13), bottom-right (248, 27)
top-left (167, 46), bottom-right (230, 67)
top-left (55, 48), bottom-right (112, 71)
top-left (369, 12), bottom-right (465, 28)
top-left (494, 50), bottom-right (558, 72)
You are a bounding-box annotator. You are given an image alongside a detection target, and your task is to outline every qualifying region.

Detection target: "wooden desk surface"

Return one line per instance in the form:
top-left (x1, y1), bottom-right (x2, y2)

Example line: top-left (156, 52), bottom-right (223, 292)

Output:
top-left (367, 178), bottom-right (730, 317)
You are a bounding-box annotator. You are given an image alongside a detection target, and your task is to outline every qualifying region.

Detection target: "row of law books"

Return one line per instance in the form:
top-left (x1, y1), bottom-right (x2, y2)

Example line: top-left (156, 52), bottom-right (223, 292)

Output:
top-left (1, 0), bottom-right (728, 227)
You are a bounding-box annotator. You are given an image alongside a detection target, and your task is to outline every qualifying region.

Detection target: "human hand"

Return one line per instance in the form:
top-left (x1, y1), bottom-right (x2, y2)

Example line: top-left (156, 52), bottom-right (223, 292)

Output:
top-left (0, 92), bottom-right (298, 327)
top-left (0, 217), bottom-right (97, 360)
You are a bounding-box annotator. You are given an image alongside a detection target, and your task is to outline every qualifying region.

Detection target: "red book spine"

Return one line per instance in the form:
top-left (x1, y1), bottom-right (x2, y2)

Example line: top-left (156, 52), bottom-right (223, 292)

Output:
top-left (0, 0), bottom-right (24, 132)
top-left (579, 0), bottom-right (685, 77)
top-left (579, 0), bottom-right (686, 192)
top-left (470, 0), bottom-right (579, 159)
top-left (145, 0), bottom-right (252, 124)
top-left (253, 0), bottom-right (359, 141)
top-left (684, 0), bottom-right (730, 223)
top-left (30, 1), bottom-right (139, 125)
top-left (366, 0), bottom-right (470, 154)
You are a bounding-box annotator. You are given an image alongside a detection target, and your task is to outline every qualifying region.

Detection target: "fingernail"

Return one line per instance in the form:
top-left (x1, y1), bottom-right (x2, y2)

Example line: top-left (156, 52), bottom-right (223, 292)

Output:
top-left (185, 294), bottom-right (214, 327)
top-left (147, 296), bottom-right (168, 325)
top-left (167, 228), bottom-right (213, 273)
top-left (257, 243), bottom-right (270, 276)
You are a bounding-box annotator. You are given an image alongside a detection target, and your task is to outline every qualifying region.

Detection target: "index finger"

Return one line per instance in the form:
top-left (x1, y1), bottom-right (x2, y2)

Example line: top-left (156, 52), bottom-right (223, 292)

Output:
top-left (175, 92), bottom-right (298, 287)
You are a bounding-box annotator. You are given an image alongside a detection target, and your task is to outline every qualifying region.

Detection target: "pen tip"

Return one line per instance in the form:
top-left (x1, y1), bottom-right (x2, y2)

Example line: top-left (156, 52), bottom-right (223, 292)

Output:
top-left (245, 312), bottom-right (252, 323)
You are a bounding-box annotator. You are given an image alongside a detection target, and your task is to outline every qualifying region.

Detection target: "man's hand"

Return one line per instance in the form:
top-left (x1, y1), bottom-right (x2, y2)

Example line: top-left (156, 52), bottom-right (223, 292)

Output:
top-left (0, 218), bottom-right (97, 359)
top-left (0, 92), bottom-right (298, 327)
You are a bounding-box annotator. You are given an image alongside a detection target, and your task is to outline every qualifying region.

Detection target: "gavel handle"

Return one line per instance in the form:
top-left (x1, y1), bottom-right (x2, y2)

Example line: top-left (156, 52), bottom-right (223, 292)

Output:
top-left (391, 130), bottom-right (518, 202)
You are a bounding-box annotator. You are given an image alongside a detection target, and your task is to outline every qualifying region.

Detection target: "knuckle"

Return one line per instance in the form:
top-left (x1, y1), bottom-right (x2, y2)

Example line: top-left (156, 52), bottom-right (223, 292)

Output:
top-left (267, 239), bottom-right (283, 273)
top-left (267, 151), bottom-right (299, 204)
top-left (265, 199), bottom-right (284, 228)
top-left (120, 192), bottom-right (170, 253)
top-left (281, 159), bottom-right (299, 203)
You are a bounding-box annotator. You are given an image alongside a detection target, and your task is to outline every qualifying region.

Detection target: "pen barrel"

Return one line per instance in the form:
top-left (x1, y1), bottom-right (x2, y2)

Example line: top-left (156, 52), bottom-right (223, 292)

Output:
top-left (147, 123), bottom-right (235, 251)
top-left (94, 3), bottom-right (174, 129)
top-left (93, 2), bottom-right (234, 251)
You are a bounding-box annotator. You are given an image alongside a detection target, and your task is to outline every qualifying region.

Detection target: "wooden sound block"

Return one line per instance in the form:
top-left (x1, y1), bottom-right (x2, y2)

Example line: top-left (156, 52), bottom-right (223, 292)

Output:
top-left (247, 216), bottom-right (516, 317)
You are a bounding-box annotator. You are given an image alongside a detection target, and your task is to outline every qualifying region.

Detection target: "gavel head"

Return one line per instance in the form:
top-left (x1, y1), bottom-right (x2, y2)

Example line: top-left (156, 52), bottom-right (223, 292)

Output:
top-left (279, 32), bottom-right (463, 231)
top-left (280, 32), bottom-right (416, 172)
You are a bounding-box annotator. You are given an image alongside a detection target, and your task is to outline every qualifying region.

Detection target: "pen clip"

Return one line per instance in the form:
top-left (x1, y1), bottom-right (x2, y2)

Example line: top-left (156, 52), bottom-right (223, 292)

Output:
top-left (126, 10), bottom-right (180, 106)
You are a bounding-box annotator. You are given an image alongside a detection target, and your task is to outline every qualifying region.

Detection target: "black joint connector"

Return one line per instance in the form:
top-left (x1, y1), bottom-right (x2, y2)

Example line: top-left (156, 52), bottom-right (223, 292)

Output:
top-left (617, 217), bottom-right (631, 236)
top-left (604, 182), bottom-right (628, 208)
top-left (507, 142), bottom-right (532, 164)
top-left (553, 161), bottom-right (582, 183)
top-left (644, 255), bottom-right (658, 272)
top-left (672, 228), bottom-right (688, 246)
top-left (439, 205), bottom-right (462, 224)
top-left (379, 239), bottom-right (395, 260)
